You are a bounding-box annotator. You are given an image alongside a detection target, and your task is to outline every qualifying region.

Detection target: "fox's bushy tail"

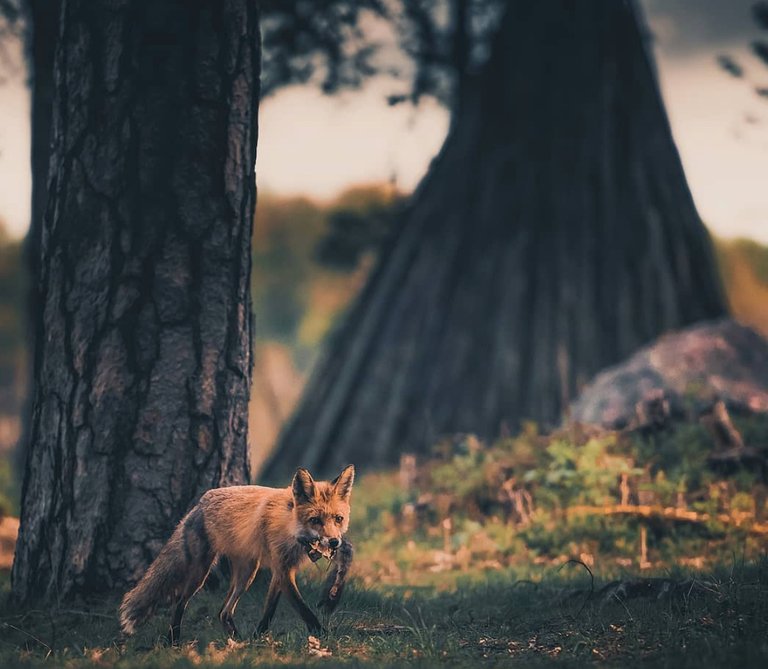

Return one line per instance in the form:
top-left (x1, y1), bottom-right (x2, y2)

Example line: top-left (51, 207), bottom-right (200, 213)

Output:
top-left (119, 506), bottom-right (210, 635)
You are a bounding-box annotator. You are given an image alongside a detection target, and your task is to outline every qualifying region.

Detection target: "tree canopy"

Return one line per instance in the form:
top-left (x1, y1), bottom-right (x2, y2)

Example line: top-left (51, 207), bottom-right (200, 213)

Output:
top-left (719, 1), bottom-right (768, 100)
top-left (259, 0), bottom-right (506, 108)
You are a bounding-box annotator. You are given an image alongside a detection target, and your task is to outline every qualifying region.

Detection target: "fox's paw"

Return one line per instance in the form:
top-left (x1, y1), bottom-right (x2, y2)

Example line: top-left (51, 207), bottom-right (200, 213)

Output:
top-left (306, 620), bottom-right (324, 636)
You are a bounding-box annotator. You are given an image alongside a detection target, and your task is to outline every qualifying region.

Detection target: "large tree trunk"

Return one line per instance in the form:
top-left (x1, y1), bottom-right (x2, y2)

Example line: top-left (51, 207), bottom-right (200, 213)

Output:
top-left (264, 0), bottom-right (726, 479)
top-left (12, 0), bottom-right (260, 603)
top-left (24, 0), bottom-right (57, 262)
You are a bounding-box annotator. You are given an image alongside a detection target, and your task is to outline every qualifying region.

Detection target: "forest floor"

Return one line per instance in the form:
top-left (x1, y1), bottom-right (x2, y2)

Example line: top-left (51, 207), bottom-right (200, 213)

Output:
top-left (1, 559), bottom-right (767, 668)
top-left (2, 418), bottom-right (768, 667)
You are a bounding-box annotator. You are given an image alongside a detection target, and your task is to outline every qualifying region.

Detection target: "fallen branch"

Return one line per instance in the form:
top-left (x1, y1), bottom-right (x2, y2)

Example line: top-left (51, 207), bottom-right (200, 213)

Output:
top-left (567, 504), bottom-right (768, 535)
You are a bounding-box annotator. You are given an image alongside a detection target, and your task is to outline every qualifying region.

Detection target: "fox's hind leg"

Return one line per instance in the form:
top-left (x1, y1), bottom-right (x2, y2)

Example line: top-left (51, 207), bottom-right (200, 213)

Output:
top-left (168, 511), bottom-right (216, 645)
top-left (169, 601), bottom-right (186, 646)
top-left (168, 554), bottom-right (215, 645)
top-left (218, 559), bottom-right (259, 638)
top-left (217, 580), bottom-right (237, 637)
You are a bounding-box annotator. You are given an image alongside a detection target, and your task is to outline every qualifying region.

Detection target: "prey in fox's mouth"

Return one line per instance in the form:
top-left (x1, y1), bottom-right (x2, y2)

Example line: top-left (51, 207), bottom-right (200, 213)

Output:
top-left (301, 538), bottom-right (337, 562)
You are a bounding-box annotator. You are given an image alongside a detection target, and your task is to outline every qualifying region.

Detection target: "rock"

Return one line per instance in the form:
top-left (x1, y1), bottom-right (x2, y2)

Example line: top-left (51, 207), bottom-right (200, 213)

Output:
top-left (570, 319), bottom-right (768, 429)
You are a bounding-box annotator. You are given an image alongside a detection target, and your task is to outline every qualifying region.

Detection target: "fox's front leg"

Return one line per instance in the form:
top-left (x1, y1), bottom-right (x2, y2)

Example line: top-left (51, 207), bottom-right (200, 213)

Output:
top-left (318, 537), bottom-right (353, 613)
top-left (255, 574), bottom-right (282, 635)
top-left (283, 569), bottom-right (323, 634)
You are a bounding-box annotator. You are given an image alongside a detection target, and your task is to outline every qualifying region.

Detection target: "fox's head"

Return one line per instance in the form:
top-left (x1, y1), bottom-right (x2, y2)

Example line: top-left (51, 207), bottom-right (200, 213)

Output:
top-left (292, 465), bottom-right (355, 555)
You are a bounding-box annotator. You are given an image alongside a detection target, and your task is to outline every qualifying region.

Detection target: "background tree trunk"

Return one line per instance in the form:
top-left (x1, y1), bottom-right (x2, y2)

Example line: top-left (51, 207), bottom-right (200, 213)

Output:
top-left (12, 0), bottom-right (260, 603)
top-left (264, 0), bottom-right (726, 479)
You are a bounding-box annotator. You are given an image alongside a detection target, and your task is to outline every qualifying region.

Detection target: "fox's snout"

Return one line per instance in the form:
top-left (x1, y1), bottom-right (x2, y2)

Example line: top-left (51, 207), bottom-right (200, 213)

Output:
top-left (300, 530), bottom-right (342, 548)
top-left (315, 534), bottom-right (341, 548)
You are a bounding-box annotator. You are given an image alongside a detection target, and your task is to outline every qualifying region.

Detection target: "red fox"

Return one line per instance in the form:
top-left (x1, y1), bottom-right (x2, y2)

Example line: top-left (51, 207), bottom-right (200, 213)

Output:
top-left (119, 465), bottom-right (355, 644)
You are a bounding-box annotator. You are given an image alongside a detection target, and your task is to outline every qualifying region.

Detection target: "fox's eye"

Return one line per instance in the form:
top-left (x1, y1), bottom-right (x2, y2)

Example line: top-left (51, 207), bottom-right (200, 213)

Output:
top-left (335, 515), bottom-right (344, 524)
top-left (309, 516), bottom-right (322, 525)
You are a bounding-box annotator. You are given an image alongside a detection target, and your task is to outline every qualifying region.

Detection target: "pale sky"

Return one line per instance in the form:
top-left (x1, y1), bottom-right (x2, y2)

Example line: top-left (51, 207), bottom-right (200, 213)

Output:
top-left (1, 1), bottom-right (768, 243)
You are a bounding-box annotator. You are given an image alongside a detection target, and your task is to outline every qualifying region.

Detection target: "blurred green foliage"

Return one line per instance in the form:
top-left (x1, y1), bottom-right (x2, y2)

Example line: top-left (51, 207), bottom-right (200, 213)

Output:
top-left (251, 184), bottom-right (401, 368)
top-left (252, 194), bottom-right (325, 346)
top-left (315, 189), bottom-right (400, 271)
top-left (728, 238), bottom-right (768, 284)
top-left (351, 414), bottom-right (768, 582)
top-left (716, 237), bottom-right (768, 336)
top-left (0, 222), bottom-right (25, 515)
top-left (0, 457), bottom-right (17, 517)
top-left (0, 222), bottom-right (25, 411)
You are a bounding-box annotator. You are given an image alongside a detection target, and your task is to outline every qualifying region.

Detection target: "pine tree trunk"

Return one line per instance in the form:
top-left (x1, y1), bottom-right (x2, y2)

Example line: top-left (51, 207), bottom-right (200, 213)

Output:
top-left (12, 0), bottom-right (260, 603)
top-left (25, 0), bottom-right (57, 260)
top-left (264, 0), bottom-right (726, 479)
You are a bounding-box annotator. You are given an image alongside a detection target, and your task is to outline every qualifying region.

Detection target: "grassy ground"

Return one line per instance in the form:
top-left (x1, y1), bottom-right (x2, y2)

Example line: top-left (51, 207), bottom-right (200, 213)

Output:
top-left (2, 419), bottom-right (768, 667)
top-left (1, 559), bottom-right (768, 668)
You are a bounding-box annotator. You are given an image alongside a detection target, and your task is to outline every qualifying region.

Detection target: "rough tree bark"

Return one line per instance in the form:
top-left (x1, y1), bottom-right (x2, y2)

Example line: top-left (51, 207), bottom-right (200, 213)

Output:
top-left (24, 0), bottom-right (57, 261)
top-left (12, 0), bottom-right (260, 603)
top-left (264, 0), bottom-right (726, 479)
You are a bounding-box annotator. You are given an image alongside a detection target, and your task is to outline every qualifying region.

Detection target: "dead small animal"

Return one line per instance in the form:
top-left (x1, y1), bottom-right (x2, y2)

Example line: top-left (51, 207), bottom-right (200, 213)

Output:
top-left (306, 540), bottom-right (335, 562)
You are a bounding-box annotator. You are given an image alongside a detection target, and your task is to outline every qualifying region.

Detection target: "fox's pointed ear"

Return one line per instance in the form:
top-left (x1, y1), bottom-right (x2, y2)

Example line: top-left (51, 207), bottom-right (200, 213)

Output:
top-left (292, 468), bottom-right (315, 504)
top-left (332, 464), bottom-right (355, 501)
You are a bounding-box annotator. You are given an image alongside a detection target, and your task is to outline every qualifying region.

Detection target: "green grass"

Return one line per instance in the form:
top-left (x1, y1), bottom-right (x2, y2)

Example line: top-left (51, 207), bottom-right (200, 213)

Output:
top-left (2, 418), bottom-right (768, 667)
top-left (2, 557), bottom-right (768, 667)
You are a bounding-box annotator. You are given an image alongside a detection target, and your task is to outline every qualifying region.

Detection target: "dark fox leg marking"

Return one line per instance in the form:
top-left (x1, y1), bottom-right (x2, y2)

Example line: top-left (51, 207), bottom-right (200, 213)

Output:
top-left (168, 507), bottom-right (214, 645)
top-left (256, 575), bottom-right (282, 635)
top-left (219, 559), bottom-right (259, 638)
top-left (205, 557), bottom-right (228, 592)
top-left (283, 570), bottom-right (322, 634)
top-left (169, 600), bottom-right (187, 647)
top-left (218, 578), bottom-right (238, 637)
